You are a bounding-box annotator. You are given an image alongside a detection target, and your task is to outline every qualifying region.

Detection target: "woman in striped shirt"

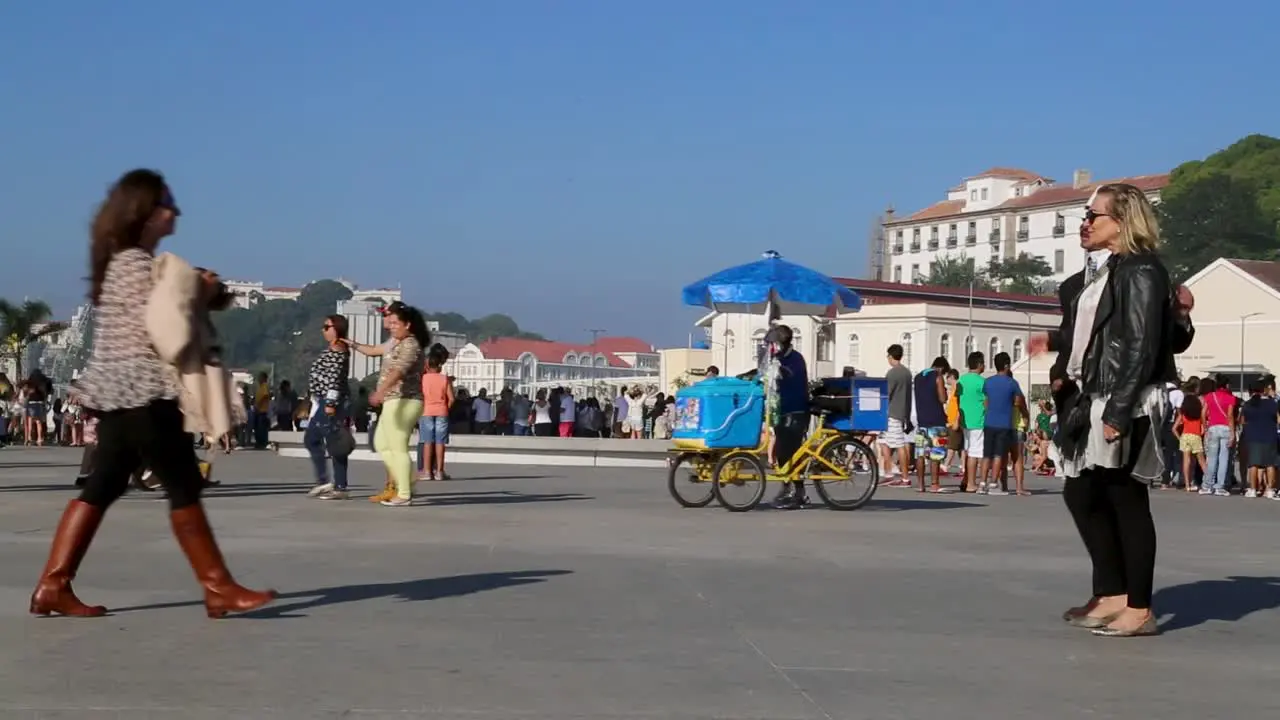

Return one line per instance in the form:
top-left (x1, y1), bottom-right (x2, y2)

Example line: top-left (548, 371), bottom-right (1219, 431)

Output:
top-left (30, 169), bottom-right (275, 619)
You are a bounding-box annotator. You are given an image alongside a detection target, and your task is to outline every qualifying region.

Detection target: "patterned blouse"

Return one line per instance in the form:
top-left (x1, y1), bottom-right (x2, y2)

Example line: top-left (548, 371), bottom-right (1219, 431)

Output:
top-left (308, 347), bottom-right (350, 410)
top-left (74, 248), bottom-right (180, 412)
top-left (379, 335), bottom-right (423, 401)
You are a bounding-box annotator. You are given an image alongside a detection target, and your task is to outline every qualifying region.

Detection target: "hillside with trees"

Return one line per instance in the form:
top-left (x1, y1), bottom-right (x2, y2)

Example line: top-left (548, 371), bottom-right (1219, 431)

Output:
top-left (212, 280), bottom-right (542, 389)
top-left (1157, 134), bottom-right (1280, 281)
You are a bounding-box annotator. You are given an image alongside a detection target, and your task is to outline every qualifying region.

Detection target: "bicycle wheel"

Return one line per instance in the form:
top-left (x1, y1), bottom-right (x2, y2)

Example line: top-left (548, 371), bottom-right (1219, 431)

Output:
top-left (712, 451), bottom-right (768, 512)
top-left (811, 437), bottom-right (879, 510)
top-left (667, 452), bottom-right (715, 508)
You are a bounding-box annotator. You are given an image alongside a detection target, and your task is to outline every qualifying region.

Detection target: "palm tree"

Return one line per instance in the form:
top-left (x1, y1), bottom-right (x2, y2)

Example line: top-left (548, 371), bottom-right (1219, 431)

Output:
top-left (0, 299), bottom-right (67, 381)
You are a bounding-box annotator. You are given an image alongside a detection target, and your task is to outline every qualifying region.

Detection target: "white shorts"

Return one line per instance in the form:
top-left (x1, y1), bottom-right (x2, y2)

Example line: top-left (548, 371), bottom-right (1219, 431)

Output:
top-left (882, 419), bottom-right (908, 449)
top-left (965, 428), bottom-right (985, 459)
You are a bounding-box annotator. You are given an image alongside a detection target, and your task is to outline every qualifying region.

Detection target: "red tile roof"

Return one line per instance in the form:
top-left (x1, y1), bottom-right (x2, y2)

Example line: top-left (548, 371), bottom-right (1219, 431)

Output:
top-left (832, 276), bottom-right (1060, 312)
top-left (967, 167), bottom-right (1052, 183)
top-left (1227, 259), bottom-right (1280, 294)
top-left (590, 336), bottom-right (655, 354)
top-left (474, 337), bottom-right (653, 367)
top-left (995, 174), bottom-right (1169, 211)
top-left (892, 172), bottom-right (1169, 225)
top-left (905, 199), bottom-right (966, 222)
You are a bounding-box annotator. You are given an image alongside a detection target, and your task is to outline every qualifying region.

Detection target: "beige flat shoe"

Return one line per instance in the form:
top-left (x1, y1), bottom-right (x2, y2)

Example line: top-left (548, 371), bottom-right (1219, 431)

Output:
top-left (1092, 614), bottom-right (1159, 638)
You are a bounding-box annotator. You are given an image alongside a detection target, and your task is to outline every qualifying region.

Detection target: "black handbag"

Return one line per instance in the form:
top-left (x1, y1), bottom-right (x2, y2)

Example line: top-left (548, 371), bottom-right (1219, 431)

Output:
top-left (1053, 380), bottom-right (1091, 461)
top-left (326, 422), bottom-right (357, 459)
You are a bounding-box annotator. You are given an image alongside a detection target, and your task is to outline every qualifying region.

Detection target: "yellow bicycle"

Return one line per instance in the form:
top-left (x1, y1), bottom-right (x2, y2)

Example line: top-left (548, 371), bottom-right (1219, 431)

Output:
top-left (666, 414), bottom-right (879, 512)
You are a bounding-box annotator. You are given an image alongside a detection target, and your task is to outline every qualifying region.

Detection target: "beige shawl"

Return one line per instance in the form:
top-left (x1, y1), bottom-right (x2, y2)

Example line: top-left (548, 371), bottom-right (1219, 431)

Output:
top-left (145, 253), bottom-right (244, 438)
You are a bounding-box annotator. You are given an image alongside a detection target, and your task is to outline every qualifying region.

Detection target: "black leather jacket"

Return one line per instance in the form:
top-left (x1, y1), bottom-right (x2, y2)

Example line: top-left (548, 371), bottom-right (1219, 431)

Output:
top-left (1047, 252), bottom-right (1193, 435)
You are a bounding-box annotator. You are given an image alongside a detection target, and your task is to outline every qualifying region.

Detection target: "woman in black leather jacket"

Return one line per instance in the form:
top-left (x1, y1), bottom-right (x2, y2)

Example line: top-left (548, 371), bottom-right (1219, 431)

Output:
top-left (1033, 183), bottom-right (1195, 638)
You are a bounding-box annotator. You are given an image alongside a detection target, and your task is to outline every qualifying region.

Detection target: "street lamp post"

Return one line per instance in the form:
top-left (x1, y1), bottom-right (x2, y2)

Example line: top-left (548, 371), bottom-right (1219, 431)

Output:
top-left (992, 304), bottom-right (1034, 390)
top-left (1240, 312), bottom-right (1263, 393)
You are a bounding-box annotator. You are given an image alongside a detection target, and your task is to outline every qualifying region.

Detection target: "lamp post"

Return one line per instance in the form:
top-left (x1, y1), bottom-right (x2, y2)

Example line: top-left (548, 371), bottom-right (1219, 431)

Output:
top-left (992, 304), bottom-right (1034, 390)
top-left (1240, 312), bottom-right (1263, 393)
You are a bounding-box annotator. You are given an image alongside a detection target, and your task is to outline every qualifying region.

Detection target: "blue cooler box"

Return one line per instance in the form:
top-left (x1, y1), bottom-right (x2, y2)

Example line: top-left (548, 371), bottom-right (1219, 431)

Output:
top-left (824, 377), bottom-right (891, 433)
top-left (671, 377), bottom-right (765, 450)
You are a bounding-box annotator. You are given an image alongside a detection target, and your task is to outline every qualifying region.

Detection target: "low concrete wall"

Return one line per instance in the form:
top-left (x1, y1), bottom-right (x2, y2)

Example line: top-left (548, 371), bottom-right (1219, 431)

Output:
top-left (269, 431), bottom-right (670, 469)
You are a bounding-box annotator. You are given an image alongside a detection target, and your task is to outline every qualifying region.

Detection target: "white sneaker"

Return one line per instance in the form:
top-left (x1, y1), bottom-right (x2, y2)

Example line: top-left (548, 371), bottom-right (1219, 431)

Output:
top-left (986, 487), bottom-right (1009, 496)
top-left (1269, 490), bottom-right (1280, 500)
top-left (1214, 489), bottom-right (1230, 497)
top-left (1245, 488), bottom-right (1258, 498)
top-left (1198, 487), bottom-right (1213, 495)
top-left (308, 482), bottom-right (333, 497)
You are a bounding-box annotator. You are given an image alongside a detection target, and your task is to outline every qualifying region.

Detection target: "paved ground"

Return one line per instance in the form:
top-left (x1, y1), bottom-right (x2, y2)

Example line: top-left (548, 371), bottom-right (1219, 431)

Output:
top-left (1, 447), bottom-right (1278, 719)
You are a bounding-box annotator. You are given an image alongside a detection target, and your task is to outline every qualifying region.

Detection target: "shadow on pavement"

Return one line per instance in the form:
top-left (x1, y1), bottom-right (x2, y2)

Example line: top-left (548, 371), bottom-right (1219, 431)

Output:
top-left (1155, 576), bottom-right (1280, 633)
top-left (110, 570), bottom-right (574, 618)
top-left (865, 498), bottom-right (985, 511)
top-left (0, 482), bottom-right (83, 493)
top-left (421, 490), bottom-right (592, 506)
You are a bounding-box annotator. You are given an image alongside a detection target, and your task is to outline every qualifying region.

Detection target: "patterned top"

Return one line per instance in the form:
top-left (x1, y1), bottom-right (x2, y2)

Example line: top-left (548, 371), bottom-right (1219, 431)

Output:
top-left (74, 248), bottom-right (180, 412)
top-left (308, 347), bottom-right (350, 410)
top-left (379, 335), bottom-right (423, 401)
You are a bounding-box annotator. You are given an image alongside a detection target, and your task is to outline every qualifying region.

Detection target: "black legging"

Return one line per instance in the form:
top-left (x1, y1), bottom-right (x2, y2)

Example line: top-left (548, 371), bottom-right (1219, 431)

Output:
top-left (78, 400), bottom-right (205, 511)
top-left (1062, 466), bottom-right (1157, 609)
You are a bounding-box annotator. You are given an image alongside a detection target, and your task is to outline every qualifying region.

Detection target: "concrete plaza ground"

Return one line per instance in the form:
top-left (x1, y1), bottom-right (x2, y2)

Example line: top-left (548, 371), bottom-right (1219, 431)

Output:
top-left (1, 447), bottom-right (1278, 719)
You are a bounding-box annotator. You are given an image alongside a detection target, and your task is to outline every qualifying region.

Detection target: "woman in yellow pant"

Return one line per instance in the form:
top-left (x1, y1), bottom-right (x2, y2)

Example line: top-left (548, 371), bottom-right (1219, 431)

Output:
top-left (368, 304), bottom-right (428, 507)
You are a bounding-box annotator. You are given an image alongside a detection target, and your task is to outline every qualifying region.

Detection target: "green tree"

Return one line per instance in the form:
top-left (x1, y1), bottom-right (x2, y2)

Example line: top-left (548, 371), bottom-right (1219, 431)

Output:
top-left (212, 278), bottom-right (546, 396)
top-left (921, 255), bottom-right (994, 291)
top-left (1158, 134), bottom-right (1280, 281)
top-left (987, 253), bottom-right (1054, 295)
top-left (0, 299), bottom-right (65, 380)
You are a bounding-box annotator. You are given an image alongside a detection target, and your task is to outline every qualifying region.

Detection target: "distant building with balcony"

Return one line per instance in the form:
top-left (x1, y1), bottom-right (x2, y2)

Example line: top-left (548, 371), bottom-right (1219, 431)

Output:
top-left (337, 300), bottom-right (467, 381)
top-left (224, 278), bottom-right (402, 310)
top-left (444, 337), bottom-right (659, 397)
top-left (875, 167), bottom-right (1168, 288)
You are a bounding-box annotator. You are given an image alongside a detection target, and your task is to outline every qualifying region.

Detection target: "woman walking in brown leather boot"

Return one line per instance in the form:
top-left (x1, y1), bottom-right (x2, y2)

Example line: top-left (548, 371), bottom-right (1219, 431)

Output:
top-left (30, 169), bottom-right (276, 619)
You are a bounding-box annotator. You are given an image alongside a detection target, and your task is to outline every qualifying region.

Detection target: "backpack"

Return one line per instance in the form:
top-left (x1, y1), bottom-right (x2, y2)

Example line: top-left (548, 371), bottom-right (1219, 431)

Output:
top-left (1180, 394), bottom-right (1202, 421)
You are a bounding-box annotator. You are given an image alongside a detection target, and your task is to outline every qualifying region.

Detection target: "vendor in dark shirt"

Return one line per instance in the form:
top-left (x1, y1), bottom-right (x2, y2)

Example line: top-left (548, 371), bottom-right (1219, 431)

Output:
top-left (768, 325), bottom-right (810, 509)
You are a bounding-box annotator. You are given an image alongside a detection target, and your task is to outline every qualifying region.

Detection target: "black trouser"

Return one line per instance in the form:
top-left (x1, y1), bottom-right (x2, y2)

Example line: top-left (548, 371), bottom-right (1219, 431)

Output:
top-left (1062, 467), bottom-right (1157, 609)
top-left (78, 400), bottom-right (205, 511)
top-left (774, 412), bottom-right (809, 491)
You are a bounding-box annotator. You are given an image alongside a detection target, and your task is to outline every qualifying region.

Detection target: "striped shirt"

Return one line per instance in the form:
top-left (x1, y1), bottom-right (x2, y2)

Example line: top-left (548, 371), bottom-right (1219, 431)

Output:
top-left (74, 248), bottom-right (180, 412)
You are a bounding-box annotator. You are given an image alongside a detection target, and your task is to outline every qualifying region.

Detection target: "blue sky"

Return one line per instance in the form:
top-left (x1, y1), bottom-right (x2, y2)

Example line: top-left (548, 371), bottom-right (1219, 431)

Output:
top-left (1, 0), bottom-right (1275, 345)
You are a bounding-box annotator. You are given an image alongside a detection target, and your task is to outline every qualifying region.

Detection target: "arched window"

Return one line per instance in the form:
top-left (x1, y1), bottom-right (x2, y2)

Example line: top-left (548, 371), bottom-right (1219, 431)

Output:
top-left (752, 328), bottom-right (768, 364)
top-left (964, 335), bottom-right (975, 357)
top-left (1012, 338), bottom-right (1024, 364)
top-left (939, 333), bottom-right (951, 364)
top-left (847, 333), bottom-right (861, 366)
top-left (988, 336), bottom-right (1001, 360)
top-left (901, 333), bottom-right (913, 368)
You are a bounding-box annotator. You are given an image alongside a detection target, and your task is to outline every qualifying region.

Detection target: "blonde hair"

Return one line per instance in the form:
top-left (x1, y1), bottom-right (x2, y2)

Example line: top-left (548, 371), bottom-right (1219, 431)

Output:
top-left (1095, 183), bottom-right (1160, 255)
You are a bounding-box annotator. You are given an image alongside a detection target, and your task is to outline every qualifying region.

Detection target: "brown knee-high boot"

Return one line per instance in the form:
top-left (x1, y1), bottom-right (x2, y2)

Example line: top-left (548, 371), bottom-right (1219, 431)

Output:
top-left (30, 500), bottom-right (108, 617)
top-left (170, 503), bottom-right (276, 618)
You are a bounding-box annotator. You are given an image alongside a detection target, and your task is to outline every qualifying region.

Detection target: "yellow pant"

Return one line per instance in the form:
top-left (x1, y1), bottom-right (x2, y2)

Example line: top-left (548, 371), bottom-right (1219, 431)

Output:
top-left (374, 398), bottom-right (423, 499)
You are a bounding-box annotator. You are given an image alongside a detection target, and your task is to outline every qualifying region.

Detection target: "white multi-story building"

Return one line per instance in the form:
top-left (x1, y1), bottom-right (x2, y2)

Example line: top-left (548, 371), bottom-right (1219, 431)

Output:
top-left (224, 279), bottom-right (402, 310)
top-left (445, 337), bottom-right (659, 397)
top-left (702, 278), bottom-right (1062, 393)
top-left (874, 167), bottom-right (1168, 287)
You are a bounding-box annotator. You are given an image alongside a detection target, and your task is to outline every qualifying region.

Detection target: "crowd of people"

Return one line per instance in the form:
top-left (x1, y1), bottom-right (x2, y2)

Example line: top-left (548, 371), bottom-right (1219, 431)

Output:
top-left (7, 168), bottom-right (1258, 644)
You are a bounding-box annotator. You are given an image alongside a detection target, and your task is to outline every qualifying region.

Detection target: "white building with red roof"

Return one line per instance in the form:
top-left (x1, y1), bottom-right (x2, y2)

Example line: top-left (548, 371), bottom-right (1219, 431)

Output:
top-left (701, 278), bottom-right (1062, 393)
top-left (875, 166), bottom-right (1168, 287)
top-left (445, 336), bottom-right (660, 397)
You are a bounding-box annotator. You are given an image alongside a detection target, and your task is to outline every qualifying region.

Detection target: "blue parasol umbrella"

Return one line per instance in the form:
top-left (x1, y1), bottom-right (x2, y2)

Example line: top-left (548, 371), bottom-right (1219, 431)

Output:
top-left (681, 250), bottom-right (862, 317)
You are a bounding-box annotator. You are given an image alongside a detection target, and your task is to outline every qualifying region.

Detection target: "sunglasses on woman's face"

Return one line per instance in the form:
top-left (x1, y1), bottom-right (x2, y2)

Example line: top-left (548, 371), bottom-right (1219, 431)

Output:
top-left (322, 324), bottom-right (334, 331)
top-left (1083, 208), bottom-right (1111, 224)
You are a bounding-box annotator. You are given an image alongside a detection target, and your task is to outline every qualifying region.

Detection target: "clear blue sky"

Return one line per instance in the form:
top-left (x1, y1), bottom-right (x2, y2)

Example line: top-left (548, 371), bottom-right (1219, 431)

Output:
top-left (1, 0), bottom-right (1275, 345)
